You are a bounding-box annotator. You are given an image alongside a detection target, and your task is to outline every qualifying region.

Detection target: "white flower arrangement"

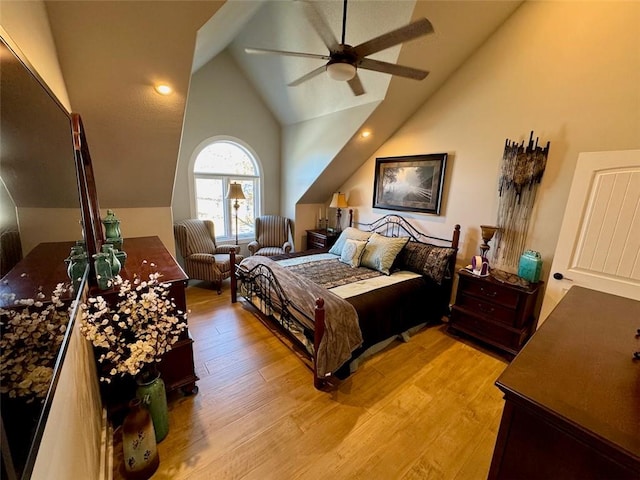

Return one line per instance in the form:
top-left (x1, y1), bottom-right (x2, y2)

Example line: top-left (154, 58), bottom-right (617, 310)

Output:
top-left (0, 283), bottom-right (70, 403)
top-left (79, 268), bottom-right (187, 383)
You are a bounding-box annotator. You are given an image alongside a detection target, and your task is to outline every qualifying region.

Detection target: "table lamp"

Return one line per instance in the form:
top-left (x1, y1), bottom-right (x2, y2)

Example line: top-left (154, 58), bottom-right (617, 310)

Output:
top-left (330, 192), bottom-right (348, 233)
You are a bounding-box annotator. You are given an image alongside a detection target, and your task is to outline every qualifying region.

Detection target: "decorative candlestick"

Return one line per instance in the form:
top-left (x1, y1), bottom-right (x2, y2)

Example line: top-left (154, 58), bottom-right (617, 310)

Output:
top-left (480, 225), bottom-right (499, 259)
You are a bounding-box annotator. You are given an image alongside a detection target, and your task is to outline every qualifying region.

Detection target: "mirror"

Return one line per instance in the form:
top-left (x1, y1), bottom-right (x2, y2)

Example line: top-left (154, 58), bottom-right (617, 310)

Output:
top-left (0, 30), bottom-right (86, 479)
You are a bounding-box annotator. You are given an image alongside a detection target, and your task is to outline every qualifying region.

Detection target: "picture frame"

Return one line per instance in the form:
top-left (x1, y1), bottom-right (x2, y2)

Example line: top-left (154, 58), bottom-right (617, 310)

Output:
top-left (373, 153), bottom-right (448, 215)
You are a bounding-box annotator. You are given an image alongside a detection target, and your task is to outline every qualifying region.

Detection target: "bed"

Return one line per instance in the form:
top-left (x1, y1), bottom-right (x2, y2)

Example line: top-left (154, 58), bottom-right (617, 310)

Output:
top-left (229, 215), bottom-right (460, 389)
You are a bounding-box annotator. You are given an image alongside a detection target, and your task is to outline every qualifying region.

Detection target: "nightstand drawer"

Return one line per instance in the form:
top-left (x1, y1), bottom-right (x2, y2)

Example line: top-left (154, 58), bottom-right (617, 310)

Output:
top-left (460, 276), bottom-right (520, 310)
top-left (450, 308), bottom-right (526, 355)
top-left (451, 269), bottom-right (542, 356)
top-left (306, 229), bottom-right (337, 250)
top-left (308, 237), bottom-right (325, 249)
top-left (456, 292), bottom-right (515, 326)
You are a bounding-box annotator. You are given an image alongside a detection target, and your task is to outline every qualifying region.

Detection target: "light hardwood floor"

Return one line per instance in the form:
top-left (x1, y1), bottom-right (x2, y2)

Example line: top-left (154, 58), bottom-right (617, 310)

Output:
top-left (115, 282), bottom-right (508, 480)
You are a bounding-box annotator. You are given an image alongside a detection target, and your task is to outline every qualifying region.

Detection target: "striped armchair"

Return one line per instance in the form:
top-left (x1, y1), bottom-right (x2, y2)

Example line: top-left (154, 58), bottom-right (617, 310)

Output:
top-left (173, 219), bottom-right (244, 294)
top-left (247, 215), bottom-right (293, 256)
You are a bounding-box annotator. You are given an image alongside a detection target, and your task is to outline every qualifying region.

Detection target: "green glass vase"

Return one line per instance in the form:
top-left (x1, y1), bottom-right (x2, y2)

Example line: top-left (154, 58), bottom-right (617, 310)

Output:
top-left (135, 366), bottom-right (169, 442)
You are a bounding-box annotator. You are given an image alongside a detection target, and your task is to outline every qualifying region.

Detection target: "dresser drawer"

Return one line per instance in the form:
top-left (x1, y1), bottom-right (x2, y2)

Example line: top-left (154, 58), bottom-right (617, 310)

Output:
top-left (456, 292), bottom-right (516, 326)
top-left (451, 308), bottom-right (527, 354)
top-left (460, 276), bottom-right (520, 310)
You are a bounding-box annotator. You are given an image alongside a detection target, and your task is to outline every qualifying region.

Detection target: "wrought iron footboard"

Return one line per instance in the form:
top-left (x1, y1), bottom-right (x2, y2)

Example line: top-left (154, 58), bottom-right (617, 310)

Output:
top-left (236, 262), bottom-right (316, 355)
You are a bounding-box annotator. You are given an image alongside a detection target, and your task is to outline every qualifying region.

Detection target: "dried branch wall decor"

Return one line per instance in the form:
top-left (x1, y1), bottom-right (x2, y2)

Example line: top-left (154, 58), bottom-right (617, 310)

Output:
top-left (493, 131), bottom-right (550, 270)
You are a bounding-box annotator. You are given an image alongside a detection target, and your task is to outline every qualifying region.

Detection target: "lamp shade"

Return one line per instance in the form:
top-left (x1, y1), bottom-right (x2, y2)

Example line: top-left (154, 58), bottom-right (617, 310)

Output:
top-left (326, 62), bottom-right (356, 81)
top-left (226, 182), bottom-right (245, 200)
top-left (330, 192), bottom-right (348, 209)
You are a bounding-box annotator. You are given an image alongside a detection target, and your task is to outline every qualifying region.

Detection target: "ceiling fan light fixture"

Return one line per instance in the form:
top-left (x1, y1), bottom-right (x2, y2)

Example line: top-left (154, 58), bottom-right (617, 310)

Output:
top-left (326, 61), bottom-right (356, 81)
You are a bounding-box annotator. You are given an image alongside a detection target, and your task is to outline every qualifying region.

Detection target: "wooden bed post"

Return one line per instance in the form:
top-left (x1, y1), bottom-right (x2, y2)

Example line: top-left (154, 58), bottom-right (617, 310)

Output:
top-left (313, 297), bottom-right (326, 389)
top-left (452, 224), bottom-right (461, 250)
top-left (230, 248), bottom-right (237, 304)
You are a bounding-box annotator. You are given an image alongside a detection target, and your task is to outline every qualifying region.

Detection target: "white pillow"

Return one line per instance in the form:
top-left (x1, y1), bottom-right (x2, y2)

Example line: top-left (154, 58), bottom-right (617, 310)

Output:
top-left (339, 239), bottom-right (367, 268)
top-left (360, 233), bottom-right (409, 275)
top-left (328, 227), bottom-right (372, 256)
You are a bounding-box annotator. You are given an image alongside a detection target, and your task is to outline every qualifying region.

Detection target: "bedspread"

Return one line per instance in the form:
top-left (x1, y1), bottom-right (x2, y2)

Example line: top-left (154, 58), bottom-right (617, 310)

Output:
top-left (239, 256), bottom-right (363, 376)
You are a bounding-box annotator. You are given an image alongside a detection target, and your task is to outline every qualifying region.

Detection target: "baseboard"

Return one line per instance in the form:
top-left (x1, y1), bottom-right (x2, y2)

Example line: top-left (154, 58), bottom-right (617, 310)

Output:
top-left (98, 407), bottom-right (113, 480)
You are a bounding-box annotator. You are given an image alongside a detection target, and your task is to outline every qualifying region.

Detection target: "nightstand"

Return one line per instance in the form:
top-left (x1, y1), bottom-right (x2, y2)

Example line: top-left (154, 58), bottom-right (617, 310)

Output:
top-left (306, 229), bottom-right (338, 250)
top-left (449, 269), bottom-right (542, 357)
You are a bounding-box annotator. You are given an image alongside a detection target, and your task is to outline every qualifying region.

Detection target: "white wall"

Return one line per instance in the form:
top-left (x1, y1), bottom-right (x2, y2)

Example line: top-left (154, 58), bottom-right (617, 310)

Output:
top-left (174, 49), bottom-right (281, 256)
top-left (1, 2), bottom-right (104, 479)
top-left (101, 207), bottom-right (176, 256)
top-left (340, 1), bottom-right (640, 283)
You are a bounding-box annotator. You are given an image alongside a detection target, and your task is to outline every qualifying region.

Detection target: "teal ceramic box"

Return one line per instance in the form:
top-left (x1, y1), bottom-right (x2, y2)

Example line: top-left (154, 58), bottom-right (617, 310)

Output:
top-left (518, 250), bottom-right (542, 283)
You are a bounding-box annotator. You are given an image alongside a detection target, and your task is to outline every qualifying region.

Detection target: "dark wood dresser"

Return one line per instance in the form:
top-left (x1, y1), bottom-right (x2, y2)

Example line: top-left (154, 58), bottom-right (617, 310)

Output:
top-left (98, 236), bottom-right (198, 395)
top-left (450, 269), bottom-right (542, 357)
top-left (489, 287), bottom-right (640, 479)
top-left (306, 229), bottom-right (338, 250)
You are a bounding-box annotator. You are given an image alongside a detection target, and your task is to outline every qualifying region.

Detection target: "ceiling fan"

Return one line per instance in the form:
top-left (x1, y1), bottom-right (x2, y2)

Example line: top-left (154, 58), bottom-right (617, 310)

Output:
top-left (245, 0), bottom-right (434, 96)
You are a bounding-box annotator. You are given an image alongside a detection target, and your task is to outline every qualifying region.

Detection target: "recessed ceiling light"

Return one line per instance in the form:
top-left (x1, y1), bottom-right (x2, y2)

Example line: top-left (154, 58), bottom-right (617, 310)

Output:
top-left (154, 84), bottom-right (172, 95)
top-left (361, 130), bottom-right (372, 138)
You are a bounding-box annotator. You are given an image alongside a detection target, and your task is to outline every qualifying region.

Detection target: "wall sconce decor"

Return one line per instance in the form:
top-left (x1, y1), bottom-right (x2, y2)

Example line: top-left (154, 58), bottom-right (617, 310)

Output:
top-left (226, 182), bottom-right (245, 245)
top-left (330, 192), bottom-right (348, 233)
top-left (494, 131), bottom-right (549, 270)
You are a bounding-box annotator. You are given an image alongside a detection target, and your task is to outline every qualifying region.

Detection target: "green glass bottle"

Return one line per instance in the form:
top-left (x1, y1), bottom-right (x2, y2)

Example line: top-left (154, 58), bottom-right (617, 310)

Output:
top-left (101, 243), bottom-right (121, 276)
top-left (93, 252), bottom-right (113, 290)
top-left (518, 250), bottom-right (542, 283)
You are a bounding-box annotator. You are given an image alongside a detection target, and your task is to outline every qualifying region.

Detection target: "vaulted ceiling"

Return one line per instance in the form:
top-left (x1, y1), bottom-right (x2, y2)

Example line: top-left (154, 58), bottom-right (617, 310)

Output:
top-left (196, 1), bottom-right (522, 126)
top-left (43, 0), bottom-right (521, 209)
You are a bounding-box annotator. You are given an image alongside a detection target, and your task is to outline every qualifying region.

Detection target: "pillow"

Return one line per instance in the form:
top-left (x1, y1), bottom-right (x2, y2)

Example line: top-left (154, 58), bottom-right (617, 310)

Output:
top-left (397, 241), bottom-right (456, 285)
top-left (339, 239), bottom-right (367, 268)
top-left (360, 233), bottom-right (409, 275)
top-left (328, 227), bottom-right (372, 256)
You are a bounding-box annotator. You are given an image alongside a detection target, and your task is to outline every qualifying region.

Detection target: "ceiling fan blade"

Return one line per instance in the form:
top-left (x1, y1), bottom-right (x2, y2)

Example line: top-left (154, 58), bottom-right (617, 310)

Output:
top-left (348, 74), bottom-right (365, 96)
top-left (358, 58), bottom-right (429, 80)
top-left (288, 64), bottom-right (327, 87)
top-left (353, 18), bottom-right (434, 58)
top-left (299, 1), bottom-right (340, 52)
top-left (245, 47), bottom-right (330, 61)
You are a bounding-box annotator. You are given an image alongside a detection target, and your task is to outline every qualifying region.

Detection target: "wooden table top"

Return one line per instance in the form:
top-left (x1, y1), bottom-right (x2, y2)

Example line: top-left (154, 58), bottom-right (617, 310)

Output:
top-left (496, 286), bottom-right (640, 461)
top-left (114, 236), bottom-right (187, 285)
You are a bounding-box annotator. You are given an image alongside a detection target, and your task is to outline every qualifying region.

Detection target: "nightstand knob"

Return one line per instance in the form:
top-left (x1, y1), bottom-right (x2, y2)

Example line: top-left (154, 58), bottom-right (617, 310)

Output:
top-left (480, 287), bottom-right (497, 297)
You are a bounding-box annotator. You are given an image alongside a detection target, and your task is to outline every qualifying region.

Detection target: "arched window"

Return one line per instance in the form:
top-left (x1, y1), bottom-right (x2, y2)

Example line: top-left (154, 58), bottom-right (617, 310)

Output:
top-left (192, 139), bottom-right (260, 241)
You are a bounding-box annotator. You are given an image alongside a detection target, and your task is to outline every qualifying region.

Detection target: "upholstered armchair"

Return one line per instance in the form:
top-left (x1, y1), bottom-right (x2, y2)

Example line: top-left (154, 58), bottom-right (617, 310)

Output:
top-left (247, 215), bottom-right (294, 256)
top-left (173, 219), bottom-right (244, 293)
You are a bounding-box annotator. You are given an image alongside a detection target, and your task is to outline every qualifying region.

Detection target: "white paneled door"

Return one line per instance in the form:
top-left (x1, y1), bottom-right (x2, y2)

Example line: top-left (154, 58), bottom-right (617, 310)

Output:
top-left (539, 150), bottom-right (640, 324)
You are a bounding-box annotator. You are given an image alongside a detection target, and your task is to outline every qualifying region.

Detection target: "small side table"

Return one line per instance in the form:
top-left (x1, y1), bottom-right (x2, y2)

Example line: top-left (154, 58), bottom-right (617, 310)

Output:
top-left (449, 269), bottom-right (542, 357)
top-left (306, 229), bottom-right (338, 250)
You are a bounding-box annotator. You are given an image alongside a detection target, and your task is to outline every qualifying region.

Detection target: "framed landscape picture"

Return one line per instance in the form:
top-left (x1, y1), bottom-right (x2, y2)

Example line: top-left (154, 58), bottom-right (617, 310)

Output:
top-left (373, 153), bottom-right (448, 215)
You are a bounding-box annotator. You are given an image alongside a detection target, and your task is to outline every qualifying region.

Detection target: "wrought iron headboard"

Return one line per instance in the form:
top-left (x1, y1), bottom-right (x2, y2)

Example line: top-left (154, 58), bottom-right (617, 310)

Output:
top-left (354, 214), bottom-right (459, 248)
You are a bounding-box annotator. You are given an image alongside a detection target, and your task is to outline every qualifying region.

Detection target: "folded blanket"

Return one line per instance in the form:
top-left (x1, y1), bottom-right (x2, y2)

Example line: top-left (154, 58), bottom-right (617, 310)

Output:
top-left (239, 256), bottom-right (363, 376)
